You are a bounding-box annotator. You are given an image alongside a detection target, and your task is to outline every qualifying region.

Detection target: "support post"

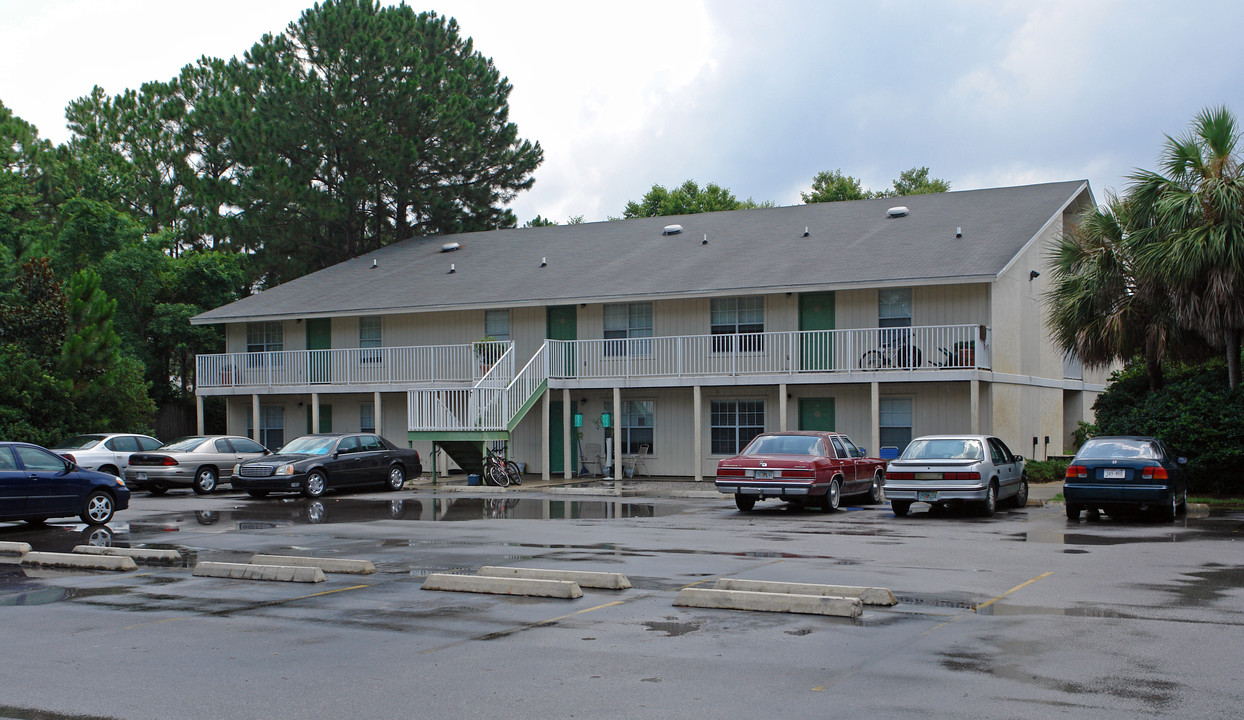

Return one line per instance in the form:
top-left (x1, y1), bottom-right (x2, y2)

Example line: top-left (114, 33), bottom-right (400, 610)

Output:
top-left (613, 386), bottom-right (623, 484)
top-left (693, 385), bottom-right (703, 482)
top-left (870, 381), bottom-right (880, 458)
top-left (562, 387), bottom-right (572, 479)
top-left (970, 379), bottom-right (980, 435)
top-left (542, 388), bottom-right (551, 482)
top-left (252, 395), bottom-right (260, 443)
top-left (374, 391), bottom-right (382, 436)
top-left (311, 392), bottom-right (320, 433)
top-left (779, 383), bottom-right (788, 431)
top-left (196, 395), bottom-right (205, 435)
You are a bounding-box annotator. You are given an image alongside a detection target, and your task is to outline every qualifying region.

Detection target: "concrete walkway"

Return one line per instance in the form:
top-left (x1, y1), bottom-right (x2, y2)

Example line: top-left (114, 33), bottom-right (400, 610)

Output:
top-left (408, 473), bottom-right (1065, 504)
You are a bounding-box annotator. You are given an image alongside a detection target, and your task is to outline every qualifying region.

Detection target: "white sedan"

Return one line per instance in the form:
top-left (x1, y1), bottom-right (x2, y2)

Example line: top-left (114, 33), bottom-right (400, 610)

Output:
top-left (883, 435), bottom-right (1028, 517)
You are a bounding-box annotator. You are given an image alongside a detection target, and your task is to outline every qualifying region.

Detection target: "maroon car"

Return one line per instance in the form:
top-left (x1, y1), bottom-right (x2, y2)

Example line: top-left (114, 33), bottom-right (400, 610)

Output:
top-left (714, 431), bottom-right (887, 512)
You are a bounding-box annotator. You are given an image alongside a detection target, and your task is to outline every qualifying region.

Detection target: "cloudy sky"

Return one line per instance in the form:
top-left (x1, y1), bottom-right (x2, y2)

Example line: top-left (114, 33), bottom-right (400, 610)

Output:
top-left (4, 0), bottom-right (1244, 224)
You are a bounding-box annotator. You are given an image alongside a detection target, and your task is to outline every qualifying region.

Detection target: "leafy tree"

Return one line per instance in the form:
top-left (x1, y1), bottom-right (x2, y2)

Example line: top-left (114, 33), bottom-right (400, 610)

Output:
top-left (524, 215), bottom-right (558, 227)
top-left (1129, 106), bottom-right (1244, 389)
top-left (0, 258), bottom-right (66, 369)
top-left (59, 269), bottom-right (121, 395)
top-left (53, 196), bottom-right (144, 274)
top-left (226, 0), bottom-right (543, 285)
top-left (801, 169), bottom-right (872, 203)
top-left (0, 101), bottom-right (55, 260)
top-left (621, 180), bottom-right (767, 218)
top-left (880, 166), bottom-right (952, 197)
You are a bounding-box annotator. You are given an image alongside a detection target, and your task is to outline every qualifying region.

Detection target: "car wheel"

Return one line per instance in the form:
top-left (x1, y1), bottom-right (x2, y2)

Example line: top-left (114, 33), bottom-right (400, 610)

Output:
top-left (99, 465), bottom-right (120, 478)
top-left (821, 477), bottom-right (842, 512)
top-left (386, 464), bottom-right (405, 491)
top-left (148, 483), bottom-right (169, 496)
top-left (1065, 503), bottom-right (1081, 520)
top-left (304, 470), bottom-right (327, 499)
top-left (891, 500), bottom-right (911, 517)
top-left (80, 491), bottom-right (115, 525)
top-left (1010, 476), bottom-right (1029, 509)
top-left (192, 467), bottom-right (218, 495)
top-left (735, 495), bottom-right (756, 512)
top-left (979, 483), bottom-right (997, 517)
top-left (1162, 493), bottom-right (1178, 522)
top-left (247, 490), bottom-right (270, 499)
top-left (865, 471), bottom-right (884, 504)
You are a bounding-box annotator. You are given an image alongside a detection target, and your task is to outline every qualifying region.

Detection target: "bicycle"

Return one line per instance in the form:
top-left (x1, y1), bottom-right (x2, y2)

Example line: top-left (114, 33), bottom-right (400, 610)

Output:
top-left (858, 335), bottom-right (924, 369)
top-left (482, 445), bottom-right (522, 487)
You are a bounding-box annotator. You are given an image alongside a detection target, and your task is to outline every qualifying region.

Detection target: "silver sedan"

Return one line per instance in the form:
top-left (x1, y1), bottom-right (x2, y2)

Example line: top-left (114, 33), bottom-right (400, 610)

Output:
top-left (883, 434), bottom-right (1028, 517)
top-left (125, 435), bottom-right (270, 495)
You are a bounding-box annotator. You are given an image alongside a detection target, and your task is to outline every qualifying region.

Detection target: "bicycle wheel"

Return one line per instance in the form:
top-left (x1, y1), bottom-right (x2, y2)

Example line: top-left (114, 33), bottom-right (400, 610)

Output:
top-left (859, 350), bottom-right (885, 369)
top-left (487, 463), bottom-right (511, 487)
top-left (504, 460), bottom-right (522, 485)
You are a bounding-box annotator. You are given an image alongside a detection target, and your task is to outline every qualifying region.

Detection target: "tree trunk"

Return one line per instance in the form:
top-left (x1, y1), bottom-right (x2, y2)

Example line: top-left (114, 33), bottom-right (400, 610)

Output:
top-left (1227, 327), bottom-right (1241, 390)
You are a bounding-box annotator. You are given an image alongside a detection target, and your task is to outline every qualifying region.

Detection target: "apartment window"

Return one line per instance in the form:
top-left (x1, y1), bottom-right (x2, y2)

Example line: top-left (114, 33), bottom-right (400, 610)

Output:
top-left (484, 309), bottom-right (511, 342)
top-left (878, 288), bottom-right (913, 350)
top-left (603, 302), bottom-right (652, 356)
top-left (359, 317), bottom-right (382, 363)
top-left (360, 403), bottom-right (375, 434)
top-left (879, 397), bottom-right (913, 454)
top-left (605, 400), bottom-right (655, 455)
top-left (711, 400), bottom-right (765, 455)
top-left (711, 296), bottom-right (764, 352)
top-left (245, 321), bottom-right (283, 368)
top-left (246, 405), bottom-right (285, 451)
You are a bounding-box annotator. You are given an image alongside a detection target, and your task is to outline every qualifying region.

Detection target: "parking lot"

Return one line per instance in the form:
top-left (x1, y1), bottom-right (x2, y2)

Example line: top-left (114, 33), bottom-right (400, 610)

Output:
top-left (1, 485), bottom-right (1242, 719)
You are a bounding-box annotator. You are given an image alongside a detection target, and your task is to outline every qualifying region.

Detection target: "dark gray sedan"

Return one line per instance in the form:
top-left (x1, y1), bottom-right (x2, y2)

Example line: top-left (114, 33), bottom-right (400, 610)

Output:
top-left (231, 433), bottom-right (422, 499)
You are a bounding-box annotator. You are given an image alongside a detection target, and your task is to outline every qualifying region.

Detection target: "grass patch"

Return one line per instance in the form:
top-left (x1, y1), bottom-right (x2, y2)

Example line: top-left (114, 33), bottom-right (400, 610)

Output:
top-left (1189, 496), bottom-right (1244, 508)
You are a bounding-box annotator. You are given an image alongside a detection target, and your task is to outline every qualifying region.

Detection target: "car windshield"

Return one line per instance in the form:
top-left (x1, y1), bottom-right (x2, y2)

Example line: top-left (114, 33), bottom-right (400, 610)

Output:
top-left (1077, 438), bottom-right (1160, 460)
top-left (56, 435), bottom-right (105, 450)
top-left (161, 437), bottom-right (207, 452)
top-left (278, 436), bottom-right (338, 456)
top-left (743, 435), bottom-right (820, 456)
top-left (901, 438), bottom-right (984, 460)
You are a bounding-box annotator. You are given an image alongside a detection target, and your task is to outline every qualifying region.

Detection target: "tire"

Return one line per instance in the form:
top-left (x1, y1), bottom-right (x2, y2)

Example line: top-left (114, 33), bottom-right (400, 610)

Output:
top-left (148, 483), bottom-right (169, 497)
top-left (1009, 477), bottom-right (1029, 509)
top-left (979, 483), bottom-right (997, 517)
top-left (487, 464), bottom-right (510, 488)
top-left (303, 470), bottom-right (327, 498)
top-left (505, 460), bottom-right (522, 486)
top-left (863, 471), bottom-right (884, 504)
top-left (1065, 503), bottom-right (1081, 520)
top-left (192, 467), bottom-right (218, 495)
top-left (80, 491), bottom-right (115, 525)
top-left (820, 477), bottom-right (842, 512)
top-left (386, 464), bottom-right (405, 491)
top-left (247, 490), bottom-right (270, 499)
top-left (735, 495), bottom-right (756, 512)
top-left (1162, 492), bottom-right (1178, 522)
top-left (859, 350), bottom-right (885, 370)
top-left (891, 500), bottom-right (911, 517)
top-left (99, 465), bottom-right (120, 478)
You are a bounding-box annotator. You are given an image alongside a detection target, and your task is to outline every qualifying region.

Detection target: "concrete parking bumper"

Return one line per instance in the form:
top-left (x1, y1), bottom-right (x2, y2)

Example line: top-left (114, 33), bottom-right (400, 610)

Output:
top-left (21, 552), bottom-right (137, 572)
top-left (675, 587), bottom-right (863, 617)
top-left (249, 554), bottom-right (376, 575)
top-left (0, 542), bottom-right (32, 558)
top-left (193, 561), bottom-right (326, 583)
top-left (714, 579), bottom-right (897, 606)
top-left (422, 573), bottom-right (583, 598)
top-left (72, 546), bottom-right (183, 564)
top-left (476, 566), bottom-right (631, 589)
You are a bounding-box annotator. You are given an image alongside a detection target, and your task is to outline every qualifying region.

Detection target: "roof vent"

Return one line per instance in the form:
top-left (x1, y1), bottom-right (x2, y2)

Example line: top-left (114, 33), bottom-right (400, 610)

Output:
top-left (371, 258), bottom-right (378, 268)
top-left (955, 227), bottom-right (963, 238)
top-left (448, 263), bottom-right (456, 274)
top-left (662, 224), bottom-right (683, 236)
top-left (540, 257), bottom-right (547, 267)
top-left (886, 206), bottom-right (909, 218)
top-left (441, 242), bottom-right (460, 252)
top-left (803, 227), bottom-right (810, 237)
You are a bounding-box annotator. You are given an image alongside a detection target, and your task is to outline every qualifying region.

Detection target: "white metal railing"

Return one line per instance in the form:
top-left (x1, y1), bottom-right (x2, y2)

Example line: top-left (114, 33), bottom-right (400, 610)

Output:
top-left (546, 324), bottom-right (990, 380)
top-left (408, 343), bottom-right (549, 432)
top-left (196, 341), bottom-right (512, 389)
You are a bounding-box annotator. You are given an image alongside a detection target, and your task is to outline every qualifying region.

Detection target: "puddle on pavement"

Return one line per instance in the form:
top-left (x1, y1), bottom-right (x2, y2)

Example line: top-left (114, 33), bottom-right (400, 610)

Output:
top-left (1012, 510), bottom-right (1244, 546)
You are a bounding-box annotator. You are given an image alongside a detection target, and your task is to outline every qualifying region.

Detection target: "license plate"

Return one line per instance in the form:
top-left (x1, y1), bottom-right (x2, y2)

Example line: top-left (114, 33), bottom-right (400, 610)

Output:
top-left (915, 472), bottom-right (941, 480)
top-left (917, 491), bottom-right (939, 502)
top-left (754, 470), bottom-right (775, 479)
top-left (136, 472), bottom-right (147, 481)
top-left (1103, 468), bottom-right (1126, 479)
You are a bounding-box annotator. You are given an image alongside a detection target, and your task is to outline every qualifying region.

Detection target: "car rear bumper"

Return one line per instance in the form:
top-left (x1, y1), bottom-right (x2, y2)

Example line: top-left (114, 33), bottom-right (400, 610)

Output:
top-left (715, 480), bottom-right (827, 498)
top-left (1064, 483), bottom-right (1174, 505)
top-left (885, 483), bottom-right (989, 503)
top-left (124, 466), bottom-right (194, 489)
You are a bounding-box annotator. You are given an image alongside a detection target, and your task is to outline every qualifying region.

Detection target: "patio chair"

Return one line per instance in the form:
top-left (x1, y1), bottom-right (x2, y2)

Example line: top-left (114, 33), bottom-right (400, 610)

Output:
top-left (580, 443), bottom-right (603, 477)
top-left (628, 443), bottom-right (651, 477)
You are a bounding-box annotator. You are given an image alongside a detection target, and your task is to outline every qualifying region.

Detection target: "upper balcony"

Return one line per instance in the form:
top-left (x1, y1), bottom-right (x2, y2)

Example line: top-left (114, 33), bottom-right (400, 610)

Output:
top-left (196, 325), bottom-right (991, 395)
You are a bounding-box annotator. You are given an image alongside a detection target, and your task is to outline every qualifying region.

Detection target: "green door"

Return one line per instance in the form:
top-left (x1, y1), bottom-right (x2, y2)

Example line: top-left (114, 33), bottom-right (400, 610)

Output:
top-left (306, 404), bottom-right (332, 433)
top-left (547, 305), bottom-right (577, 377)
top-left (306, 318), bottom-right (331, 383)
top-left (799, 292), bottom-right (835, 371)
top-left (799, 398), bottom-right (835, 431)
top-left (548, 401), bottom-right (578, 474)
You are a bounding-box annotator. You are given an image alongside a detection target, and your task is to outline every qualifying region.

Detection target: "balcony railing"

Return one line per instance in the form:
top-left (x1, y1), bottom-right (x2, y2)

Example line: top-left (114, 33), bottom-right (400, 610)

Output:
top-left (196, 341), bottom-right (512, 390)
top-left (408, 343), bottom-right (549, 432)
top-left (545, 324), bottom-right (990, 380)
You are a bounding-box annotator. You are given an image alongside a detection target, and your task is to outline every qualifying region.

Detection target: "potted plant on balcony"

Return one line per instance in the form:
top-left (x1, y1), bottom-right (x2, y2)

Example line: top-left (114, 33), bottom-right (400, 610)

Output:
top-left (474, 336), bottom-right (499, 374)
top-left (954, 340), bottom-right (975, 367)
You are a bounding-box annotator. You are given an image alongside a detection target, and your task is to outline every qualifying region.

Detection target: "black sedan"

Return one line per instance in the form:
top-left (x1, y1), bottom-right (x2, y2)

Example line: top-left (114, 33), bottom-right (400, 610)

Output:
top-left (230, 433), bottom-right (421, 499)
top-left (0, 441), bottom-right (130, 525)
top-left (1064, 436), bottom-right (1187, 521)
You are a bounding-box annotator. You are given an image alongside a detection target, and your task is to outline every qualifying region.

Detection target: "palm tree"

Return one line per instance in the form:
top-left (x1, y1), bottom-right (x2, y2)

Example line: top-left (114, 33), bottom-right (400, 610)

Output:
top-left (1129, 106), bottom-right (1244, 389)
top-left (1045, 193), bottom-right (1185, 390)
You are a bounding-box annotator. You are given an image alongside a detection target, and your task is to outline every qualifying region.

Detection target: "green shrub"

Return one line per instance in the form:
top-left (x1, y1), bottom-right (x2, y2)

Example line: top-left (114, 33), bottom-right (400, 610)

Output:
top-left (1025, 459), bottom-right (1069, 483)
top-left (1090, 359), bottom-right (1244, 494)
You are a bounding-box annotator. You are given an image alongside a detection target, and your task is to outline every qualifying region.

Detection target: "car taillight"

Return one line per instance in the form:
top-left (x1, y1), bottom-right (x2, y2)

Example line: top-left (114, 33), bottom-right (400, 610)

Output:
top-left (888, 471), bottom-right (913, 480)
top-left (161, 456), bottom-right (179, 466)
top-left (944, 472), bottom-right (981, 480)
top-left (1066, 464), bottom-right (1088, 479)
top-left (783, 470), bottom-right (815, 479)
top-left (1142, 466), bottom-right (1168, 480)
top-left (716, 468), bottom-right (746, 477)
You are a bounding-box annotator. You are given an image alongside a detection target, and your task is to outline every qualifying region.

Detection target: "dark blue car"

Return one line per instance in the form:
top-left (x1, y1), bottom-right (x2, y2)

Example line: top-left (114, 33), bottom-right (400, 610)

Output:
top-left (1064, 436), bottom-right (1187, 521)
top-left (0, 441), bottom-right (131, 525)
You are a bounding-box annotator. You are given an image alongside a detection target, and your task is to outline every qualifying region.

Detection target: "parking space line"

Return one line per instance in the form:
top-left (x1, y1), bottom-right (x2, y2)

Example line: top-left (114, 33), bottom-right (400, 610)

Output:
top-left (123, 583), bottom-right (371, 630)
top-left (974, 571), bottom-right (1053, 612)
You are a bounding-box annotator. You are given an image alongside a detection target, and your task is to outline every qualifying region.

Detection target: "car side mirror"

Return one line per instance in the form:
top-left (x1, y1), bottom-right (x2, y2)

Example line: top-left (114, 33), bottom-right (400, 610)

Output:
top-left (332, 451), bottom-right (340, 459)
top-left (857, 447), bottom-right (866, 456)
top-left (1013, 454), bottom-right (1024, 464)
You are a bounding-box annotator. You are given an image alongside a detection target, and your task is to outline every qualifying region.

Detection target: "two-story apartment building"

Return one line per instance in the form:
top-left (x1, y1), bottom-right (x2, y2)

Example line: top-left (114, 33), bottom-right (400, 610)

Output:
top-left (191, 180), bottom-right (1106, 481)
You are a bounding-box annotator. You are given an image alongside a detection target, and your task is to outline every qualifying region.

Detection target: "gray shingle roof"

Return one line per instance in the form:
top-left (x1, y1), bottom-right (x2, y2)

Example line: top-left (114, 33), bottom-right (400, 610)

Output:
top-left (192, 180), bottom-right (1090, 324)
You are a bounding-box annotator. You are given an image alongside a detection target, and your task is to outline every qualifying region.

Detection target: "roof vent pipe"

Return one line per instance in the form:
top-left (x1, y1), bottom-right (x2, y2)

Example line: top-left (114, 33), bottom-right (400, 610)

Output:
top-left (448, 263), bottom-right (455, 274)
top-left (701, 235), bottom-right (708, 245)
top-left (955, 227), bottom-right (963, 238)
top-left (371, 259), bottom-right (377, 268)
top-left (803, 227), bottom-right (809, 237)
top-left (662, 224), bottom-right (683, 235)
top-left (540, 257), bottom-right (547, 267)
top-left (886, 206), bottom-right (909, 218)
